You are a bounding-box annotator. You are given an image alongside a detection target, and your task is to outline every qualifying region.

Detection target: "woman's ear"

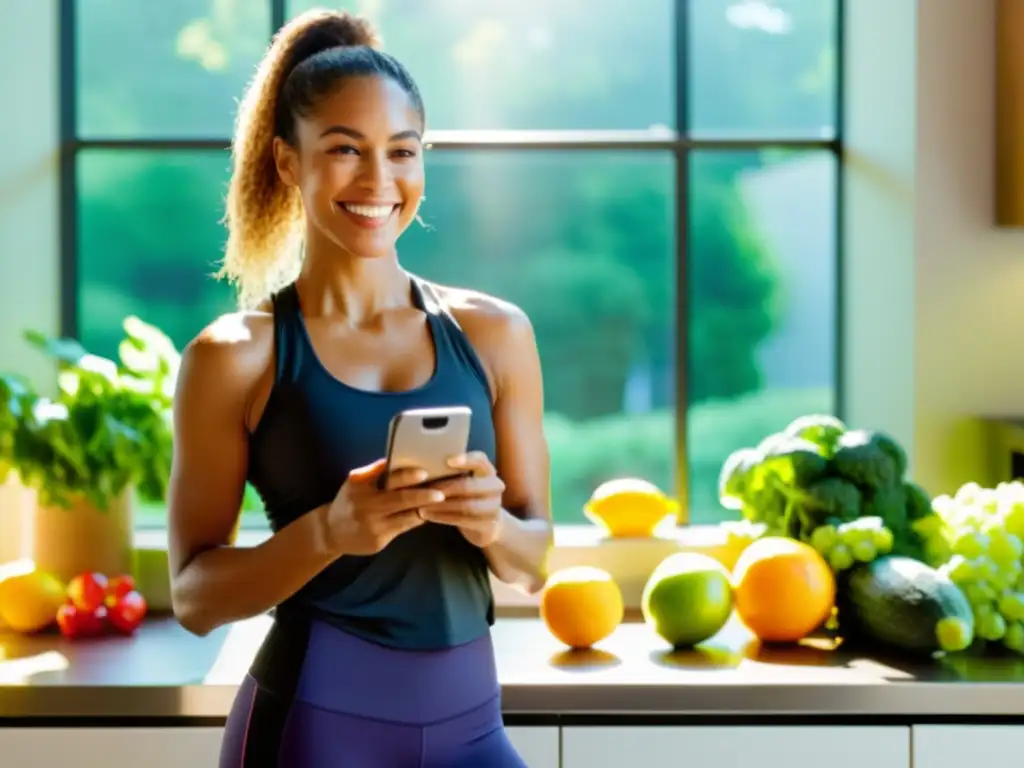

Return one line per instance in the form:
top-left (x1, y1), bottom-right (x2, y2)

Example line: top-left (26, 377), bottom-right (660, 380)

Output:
top-left (272, 136), bottom-right (299, 188)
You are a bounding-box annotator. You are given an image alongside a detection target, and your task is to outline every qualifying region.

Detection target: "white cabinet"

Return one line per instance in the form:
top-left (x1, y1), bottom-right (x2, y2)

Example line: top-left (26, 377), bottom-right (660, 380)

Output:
top-left (507, 726), bottom-right (560, 768)
top-left (913, 725), bottom-right (1024, 768)
top-left (0, 726), bottom-right (558, 767)
top-left (0, 727), bottom-right (222, 768)
top-left (562, 726), bottom-right (909, 768)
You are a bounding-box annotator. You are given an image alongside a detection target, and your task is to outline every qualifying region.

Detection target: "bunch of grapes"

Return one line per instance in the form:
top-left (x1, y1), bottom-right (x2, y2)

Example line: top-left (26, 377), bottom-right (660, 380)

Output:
top-left (922, 481), bottom-right (1024, 653)
top-left (807, 516), bottom-right (895, 573)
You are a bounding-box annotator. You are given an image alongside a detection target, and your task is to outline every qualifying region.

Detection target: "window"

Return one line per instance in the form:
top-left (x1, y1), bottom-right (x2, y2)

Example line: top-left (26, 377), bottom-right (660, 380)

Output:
top-left (66, 0), bottom-right (841, 530)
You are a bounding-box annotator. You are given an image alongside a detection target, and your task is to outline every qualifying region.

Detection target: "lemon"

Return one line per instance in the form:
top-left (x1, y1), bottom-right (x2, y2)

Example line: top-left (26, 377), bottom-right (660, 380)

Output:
top-left (584, 478), bottom-right (677, 538)
top-left (0, 559), bottom-right (67, 633)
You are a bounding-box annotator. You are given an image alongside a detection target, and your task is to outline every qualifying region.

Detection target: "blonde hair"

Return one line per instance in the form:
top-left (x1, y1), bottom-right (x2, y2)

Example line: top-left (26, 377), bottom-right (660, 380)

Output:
top-left (219, 9), bottom-right (382, 308)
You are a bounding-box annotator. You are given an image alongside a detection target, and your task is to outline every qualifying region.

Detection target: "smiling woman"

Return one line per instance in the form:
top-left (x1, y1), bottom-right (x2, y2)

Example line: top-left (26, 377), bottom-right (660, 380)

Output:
top-left (166, 9), bottom-right (549, 767)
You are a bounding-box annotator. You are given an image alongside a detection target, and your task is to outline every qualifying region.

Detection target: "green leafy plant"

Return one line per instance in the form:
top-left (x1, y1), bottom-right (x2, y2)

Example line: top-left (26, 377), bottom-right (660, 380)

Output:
top-left (0, 373), bottom-right (38, 485)
top-left (15, 317), bottom-right (180, 510)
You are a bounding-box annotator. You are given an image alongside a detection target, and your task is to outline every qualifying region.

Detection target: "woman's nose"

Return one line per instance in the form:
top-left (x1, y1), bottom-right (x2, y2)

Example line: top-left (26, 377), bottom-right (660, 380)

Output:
top-left (357, 152), bottom-right (393, 190)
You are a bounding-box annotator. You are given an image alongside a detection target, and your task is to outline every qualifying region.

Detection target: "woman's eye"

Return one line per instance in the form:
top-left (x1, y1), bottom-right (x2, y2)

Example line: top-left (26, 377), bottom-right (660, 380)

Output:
top-left (327, 145), bottom-right (358, 155)
top-left (392, 149), bottom-right (417, 159)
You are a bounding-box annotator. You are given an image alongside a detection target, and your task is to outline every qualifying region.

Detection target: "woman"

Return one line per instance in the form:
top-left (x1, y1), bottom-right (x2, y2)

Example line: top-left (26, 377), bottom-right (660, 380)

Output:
top-left (167, 9), bottom-right (553, 767)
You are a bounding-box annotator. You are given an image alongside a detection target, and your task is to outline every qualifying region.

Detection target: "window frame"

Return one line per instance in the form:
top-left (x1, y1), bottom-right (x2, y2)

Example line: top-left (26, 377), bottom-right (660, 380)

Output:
top-left (58, 0), bottom-right (845, 531)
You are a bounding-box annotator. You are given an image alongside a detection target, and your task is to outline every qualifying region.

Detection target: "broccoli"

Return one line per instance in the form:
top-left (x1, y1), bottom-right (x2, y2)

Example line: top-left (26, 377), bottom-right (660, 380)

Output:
top-left (863, 483), bottom-right (907, 529)
top-left (743, 483), bottom-right (788, 533)
top-left (756, 435), bottom-right (829, 488)
top-left (720, 436), bottom-right (829, 537)
top-left (783, 414), bottom-right (847, 457)
top-left (804, 477), bottom-right (862, 525)
top-left (830, 429), bottom-right (903, 490)
top-left (718, 447), bottom-right (762, 510)
top-left (903, 481), bottom-right (933, 521)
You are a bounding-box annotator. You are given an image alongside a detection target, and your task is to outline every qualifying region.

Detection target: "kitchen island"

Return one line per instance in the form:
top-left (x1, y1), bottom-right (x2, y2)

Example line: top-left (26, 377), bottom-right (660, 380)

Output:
top-left (1, 614), bottom-right (1023, 767)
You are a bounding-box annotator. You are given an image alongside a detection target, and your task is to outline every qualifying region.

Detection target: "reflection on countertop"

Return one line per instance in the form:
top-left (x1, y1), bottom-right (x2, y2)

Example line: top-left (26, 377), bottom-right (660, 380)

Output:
top-left (2, 612), bottom-right (1024, 720)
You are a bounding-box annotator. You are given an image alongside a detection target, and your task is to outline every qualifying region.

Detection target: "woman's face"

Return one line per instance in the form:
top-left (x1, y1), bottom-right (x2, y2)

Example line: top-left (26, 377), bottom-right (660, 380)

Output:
top-left (276, 75), bottom-right (425, 260)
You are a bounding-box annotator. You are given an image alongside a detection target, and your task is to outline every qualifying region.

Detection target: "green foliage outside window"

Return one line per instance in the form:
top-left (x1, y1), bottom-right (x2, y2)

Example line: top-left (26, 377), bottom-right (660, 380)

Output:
top-left (73, 0), bottom-right (839, 527)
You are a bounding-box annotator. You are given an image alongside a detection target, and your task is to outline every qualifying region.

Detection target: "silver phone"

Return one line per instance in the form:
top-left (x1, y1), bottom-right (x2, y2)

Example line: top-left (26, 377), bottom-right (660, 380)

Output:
top-left (381, 406), bottom-right (472, 490)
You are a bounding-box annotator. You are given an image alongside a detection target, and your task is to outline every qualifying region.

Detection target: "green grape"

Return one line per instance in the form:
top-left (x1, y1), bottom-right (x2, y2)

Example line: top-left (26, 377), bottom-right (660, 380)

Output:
top-left (931, 494), bottom-right (957, 520)
top-left (1004, 622), bottom-right (1024, 653)
top-left (998, 592), bottom-right (1024, 622)
top-left (955, 482), bottom-right (984, 507)
top-left (924, 538), bottom-right (953, 568)
top-left (993, 562), bottom-right (1022, 591)
top-left (936, 616), bottom-right (974, 653)
top-left (851, 539), bottom-right (877, 563)
top-left (828, 543), bottom-right (855, 572)
top-left (989, 531), bottom-right (1024, 565)
top-left (1003, 502), bottom-right (1024, 539)
top-left (809, 525), bottom-right (839, 556)
top-left (963, 584), bottom-right (993, 612)
top-left (872, 526), bottom-right (894, 555)
top-left (940, 555), bottom-right (975, 585)
top-left (972, 557), bottom-right (1000, 583)
top-left (836, 524), bottom-right (860, 546)
top-left (912, 513), bottom-right (944, 539)
top-left (978, 611), bottom-right (1008, 641)
top-left (952, 531), bottom-right (990, 559)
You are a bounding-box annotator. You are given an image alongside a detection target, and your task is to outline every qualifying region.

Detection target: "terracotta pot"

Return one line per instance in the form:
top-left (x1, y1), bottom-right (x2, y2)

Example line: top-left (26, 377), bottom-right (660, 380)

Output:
top-left (0, 473), bottom-right (35, 564)
top-left (31, 488), bottom-right (135, 583)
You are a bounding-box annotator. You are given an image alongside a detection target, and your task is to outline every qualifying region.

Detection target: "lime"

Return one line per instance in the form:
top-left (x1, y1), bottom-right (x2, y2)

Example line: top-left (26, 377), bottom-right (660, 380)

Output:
top-left (641, 553), bottom-right (733, 648)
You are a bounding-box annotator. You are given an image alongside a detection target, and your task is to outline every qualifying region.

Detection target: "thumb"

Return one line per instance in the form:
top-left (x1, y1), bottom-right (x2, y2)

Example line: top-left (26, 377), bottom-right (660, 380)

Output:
top-left (348, 458), bottom-right (388, 484)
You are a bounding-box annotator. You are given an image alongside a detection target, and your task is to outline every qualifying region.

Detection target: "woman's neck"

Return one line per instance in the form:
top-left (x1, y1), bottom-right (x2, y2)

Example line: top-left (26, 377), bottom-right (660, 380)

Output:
top-left (295, 239), bottom-right (410, 323)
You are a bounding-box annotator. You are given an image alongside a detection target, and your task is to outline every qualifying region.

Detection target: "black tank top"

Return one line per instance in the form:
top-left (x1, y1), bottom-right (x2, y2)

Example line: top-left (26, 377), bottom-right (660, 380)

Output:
top-left (245, 275), bottom-right (496, 669)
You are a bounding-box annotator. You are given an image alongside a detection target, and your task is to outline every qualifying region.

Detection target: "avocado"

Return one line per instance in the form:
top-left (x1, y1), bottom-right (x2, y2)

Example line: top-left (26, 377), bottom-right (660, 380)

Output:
top-left (837, 555), bottom-right (974, 655)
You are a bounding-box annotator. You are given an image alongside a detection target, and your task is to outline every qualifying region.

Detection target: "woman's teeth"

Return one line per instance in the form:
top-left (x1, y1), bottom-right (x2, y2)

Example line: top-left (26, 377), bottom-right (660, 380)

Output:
top-left (341, 203), bottom-right (395, 219)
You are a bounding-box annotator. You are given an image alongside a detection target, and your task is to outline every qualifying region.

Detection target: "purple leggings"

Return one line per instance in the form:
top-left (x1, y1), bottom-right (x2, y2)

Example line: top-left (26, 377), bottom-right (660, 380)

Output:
top-left (219, 621), bottom-right (525, 767)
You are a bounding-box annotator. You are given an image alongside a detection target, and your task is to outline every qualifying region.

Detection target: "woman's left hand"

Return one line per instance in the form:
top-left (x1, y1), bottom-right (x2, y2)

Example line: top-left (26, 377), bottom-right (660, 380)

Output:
top-left (419, 452), bottom-right (505, 548)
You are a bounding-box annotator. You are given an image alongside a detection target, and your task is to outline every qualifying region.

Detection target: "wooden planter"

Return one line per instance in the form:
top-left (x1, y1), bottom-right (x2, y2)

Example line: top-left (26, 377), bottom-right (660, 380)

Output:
top-left (0, 473), bottom-right (35, 564)
top-left (31, 488), bottom-right (135, 583)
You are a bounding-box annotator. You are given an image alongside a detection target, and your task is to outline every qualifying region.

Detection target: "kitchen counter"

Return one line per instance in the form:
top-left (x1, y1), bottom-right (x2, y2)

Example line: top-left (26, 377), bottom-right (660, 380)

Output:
top-left (2, 614), bottom-right (1024, 724)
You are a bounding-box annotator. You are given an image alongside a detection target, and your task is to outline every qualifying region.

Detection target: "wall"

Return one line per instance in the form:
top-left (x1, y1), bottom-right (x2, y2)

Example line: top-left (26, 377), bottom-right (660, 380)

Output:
top-left (0, 1), bottom-right (60, 387)
top-left (0, 0), bottom-right (1017, 504)
top-left (0, 1), bottom-right (59, 565)
top-left (913, 0), bottom-right (1024, 494)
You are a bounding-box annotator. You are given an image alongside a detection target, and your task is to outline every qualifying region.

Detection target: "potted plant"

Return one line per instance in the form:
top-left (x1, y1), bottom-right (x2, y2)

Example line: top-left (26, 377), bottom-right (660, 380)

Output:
top-left (15, 317), bottom-right (179, 581)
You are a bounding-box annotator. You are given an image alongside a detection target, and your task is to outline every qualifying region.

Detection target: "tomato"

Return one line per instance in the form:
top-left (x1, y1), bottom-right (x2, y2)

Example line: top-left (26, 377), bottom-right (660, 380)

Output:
top-left (107, 590), bottom-right (147, 635)
top-left (67, 572), bottom-right (108, 612)
top-left (56, 603), bottom-right (108, 639)
top-left (104, 574), bottom-right (136, 606)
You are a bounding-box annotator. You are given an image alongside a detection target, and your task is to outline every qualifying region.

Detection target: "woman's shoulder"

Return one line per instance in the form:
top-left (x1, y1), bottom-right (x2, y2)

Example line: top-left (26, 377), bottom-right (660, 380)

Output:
top-left (178, 308), bottom-right (276, 397)
top-left (431, 282), bottom-right (533, 341)
top-left (429, 282), bottom-right (538, 382)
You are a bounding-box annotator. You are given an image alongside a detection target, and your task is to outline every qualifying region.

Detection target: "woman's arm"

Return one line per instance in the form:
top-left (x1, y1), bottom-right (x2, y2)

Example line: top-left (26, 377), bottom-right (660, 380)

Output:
top-left (167, 316), bottom-right (339, 636)
top-left (481, 309), bottom-right (554, 593)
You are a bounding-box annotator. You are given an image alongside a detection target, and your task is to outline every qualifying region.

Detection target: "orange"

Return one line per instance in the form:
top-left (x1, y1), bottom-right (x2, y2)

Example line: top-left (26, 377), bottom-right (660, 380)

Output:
top-left (732, 537), bottom-right (835, 643)
top-left (540, 566), bottom-right (624, 649)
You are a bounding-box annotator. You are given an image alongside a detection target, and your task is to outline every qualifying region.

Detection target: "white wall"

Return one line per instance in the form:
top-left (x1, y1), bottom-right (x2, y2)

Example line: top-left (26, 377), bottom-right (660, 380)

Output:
top-left (912, 0), bottom-right (1024, 493)
top-left (0, 0), bottom-right (1018, 500)
top-left (0, 1), bottom-right (60, 387)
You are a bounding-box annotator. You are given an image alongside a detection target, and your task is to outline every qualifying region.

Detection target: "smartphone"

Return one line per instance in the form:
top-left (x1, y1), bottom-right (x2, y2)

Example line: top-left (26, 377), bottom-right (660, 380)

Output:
top-left (380, 406), bottom-right (472, 490)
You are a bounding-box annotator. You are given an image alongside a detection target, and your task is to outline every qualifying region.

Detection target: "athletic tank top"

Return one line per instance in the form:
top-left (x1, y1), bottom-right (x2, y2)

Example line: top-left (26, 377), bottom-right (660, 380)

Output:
top-left (245, 275), bottom-right (496, 661)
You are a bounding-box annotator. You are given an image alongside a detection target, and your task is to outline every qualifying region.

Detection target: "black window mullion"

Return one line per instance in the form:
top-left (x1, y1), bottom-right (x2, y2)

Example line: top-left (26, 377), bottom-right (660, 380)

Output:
top-left (271, 0), bottom-right (286, 39)
top-left (833, 0), bottom-right (847, 420)
top-left (673, 0), bottom-right (690, 517)
top-left (59, 0), bottom-right (79, 339)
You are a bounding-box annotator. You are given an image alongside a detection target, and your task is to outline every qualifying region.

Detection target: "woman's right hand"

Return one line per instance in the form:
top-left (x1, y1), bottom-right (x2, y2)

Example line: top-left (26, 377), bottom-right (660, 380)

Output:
top-left (323, 459), bottom-right (444, 556)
